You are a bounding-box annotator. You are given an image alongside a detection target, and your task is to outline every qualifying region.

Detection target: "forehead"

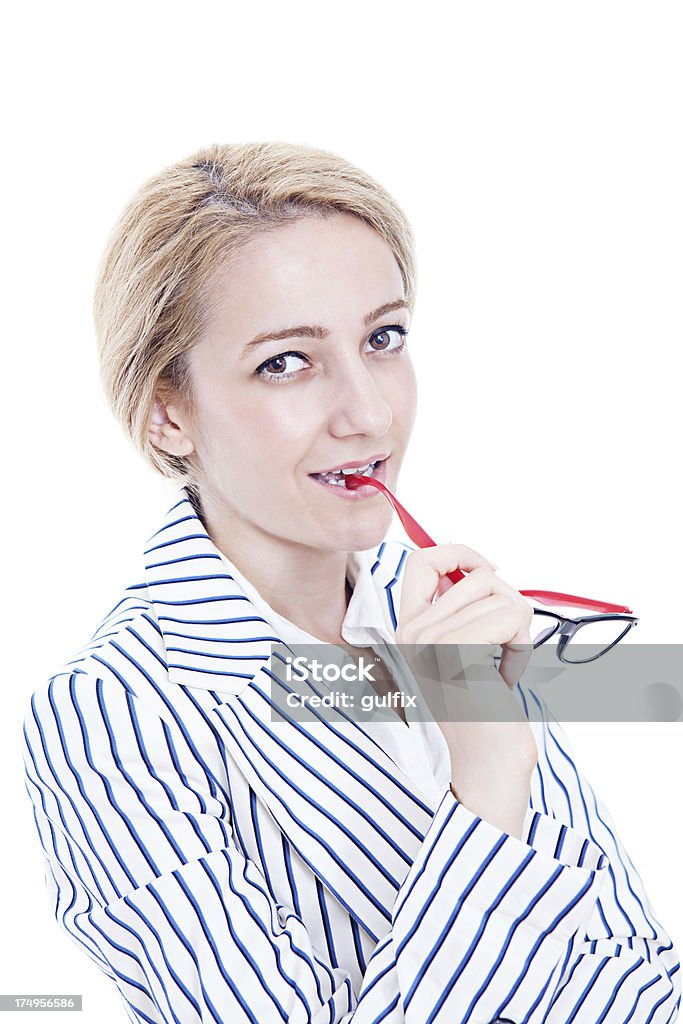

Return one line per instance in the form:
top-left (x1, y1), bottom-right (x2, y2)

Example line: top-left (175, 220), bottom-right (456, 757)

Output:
top-left (203, 213), bottom-right (406, 331)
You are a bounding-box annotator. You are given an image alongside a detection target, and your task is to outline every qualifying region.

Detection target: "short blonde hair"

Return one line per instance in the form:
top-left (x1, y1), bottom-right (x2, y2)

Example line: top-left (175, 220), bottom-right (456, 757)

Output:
top-left (94, 141), bottom-right (417, 482)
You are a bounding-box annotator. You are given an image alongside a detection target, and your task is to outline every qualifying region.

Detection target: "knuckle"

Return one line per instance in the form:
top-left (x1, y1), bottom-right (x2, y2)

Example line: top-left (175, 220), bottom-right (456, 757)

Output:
top-left (443, 542), bottom-right (479, 561)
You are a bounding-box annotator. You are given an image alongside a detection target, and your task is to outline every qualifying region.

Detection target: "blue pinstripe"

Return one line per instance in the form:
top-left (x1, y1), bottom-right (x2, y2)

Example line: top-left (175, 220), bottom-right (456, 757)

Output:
top-left (22, 488), bottom-right (680, 1023)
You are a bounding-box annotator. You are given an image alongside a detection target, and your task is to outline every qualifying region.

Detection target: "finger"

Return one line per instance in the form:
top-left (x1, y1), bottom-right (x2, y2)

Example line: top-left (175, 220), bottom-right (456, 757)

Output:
top-left (405, 594), bottom-right (514, 643)
top-left (440, 602), bottom-right (532, 643)
top-left (434, 604), bottom-right (531, 647)
top-left (498, 637), bottom-right (533, 689)
top-left (398, 545), bottom-right (495, 625)
top-left (415, 567), bottom-right (532, 637)
top-left (435, 593), bottom-right (514, 634)
top-left (434, 613), bottom-right (532, 692)
top-left (431, 567), bottom-right (520, 621)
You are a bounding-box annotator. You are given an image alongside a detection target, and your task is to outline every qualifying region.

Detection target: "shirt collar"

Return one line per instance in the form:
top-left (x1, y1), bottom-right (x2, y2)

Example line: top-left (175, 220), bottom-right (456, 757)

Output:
top-left (217, 547), bottom-right (397, 646)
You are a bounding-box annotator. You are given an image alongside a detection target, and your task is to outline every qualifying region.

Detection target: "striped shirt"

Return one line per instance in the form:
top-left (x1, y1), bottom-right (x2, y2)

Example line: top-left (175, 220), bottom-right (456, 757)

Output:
top-left (22, 488), bottom-right (681, 1023)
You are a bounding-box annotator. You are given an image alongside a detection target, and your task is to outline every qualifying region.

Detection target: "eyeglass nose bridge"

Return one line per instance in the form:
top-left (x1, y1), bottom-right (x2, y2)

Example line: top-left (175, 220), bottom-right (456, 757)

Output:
top-left (554, 618), bottom-right (582, 659)
top-left (557, 618), bottom-right (582, 637)
top-left (532, 606), bottom-right (585, 647)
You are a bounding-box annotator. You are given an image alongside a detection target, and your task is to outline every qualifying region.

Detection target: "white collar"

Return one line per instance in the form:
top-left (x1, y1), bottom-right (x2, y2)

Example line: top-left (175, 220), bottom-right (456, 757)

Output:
top-left (216, 547), bottom-right (397, 647)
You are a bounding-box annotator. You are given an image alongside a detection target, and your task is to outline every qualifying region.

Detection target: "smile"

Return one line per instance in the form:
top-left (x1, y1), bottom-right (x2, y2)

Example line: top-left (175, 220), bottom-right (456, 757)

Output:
top-left (311, 460), bottom-right (379, 486)
top-left (308, 456), bottom-right (390, 498)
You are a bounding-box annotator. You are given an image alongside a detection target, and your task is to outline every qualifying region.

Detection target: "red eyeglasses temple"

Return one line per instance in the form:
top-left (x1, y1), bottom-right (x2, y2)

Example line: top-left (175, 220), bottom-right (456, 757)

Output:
top-left (342, 474), bottom-right (634, 615)
top-left (519, 590), bottom-right (633, 614)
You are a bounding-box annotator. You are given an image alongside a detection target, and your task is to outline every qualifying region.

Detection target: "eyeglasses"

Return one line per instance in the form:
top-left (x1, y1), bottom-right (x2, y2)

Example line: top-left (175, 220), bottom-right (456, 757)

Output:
top-left (519, 590), bottom-right (639, 663)
top-left (341, 475), bottom-right (640, 666)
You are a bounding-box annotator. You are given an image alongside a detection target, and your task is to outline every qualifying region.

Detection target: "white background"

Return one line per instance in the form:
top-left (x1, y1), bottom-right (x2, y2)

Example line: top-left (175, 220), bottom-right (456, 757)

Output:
top-left (2, 1), bottom-right (681, 1020)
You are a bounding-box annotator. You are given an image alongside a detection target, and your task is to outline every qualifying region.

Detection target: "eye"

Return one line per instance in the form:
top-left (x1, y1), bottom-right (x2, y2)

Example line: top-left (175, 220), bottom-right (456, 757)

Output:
top-left (253, 325), bottom-right (408, 384)
top-left (366, 325), bottom-right (408, 354)
top-left (254, 351), bottom-right (310, 383)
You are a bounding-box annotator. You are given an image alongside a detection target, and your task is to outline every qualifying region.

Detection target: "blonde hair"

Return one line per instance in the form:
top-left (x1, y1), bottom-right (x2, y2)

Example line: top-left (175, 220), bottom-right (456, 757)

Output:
top-left (94, 141), bottom-right (417, 483)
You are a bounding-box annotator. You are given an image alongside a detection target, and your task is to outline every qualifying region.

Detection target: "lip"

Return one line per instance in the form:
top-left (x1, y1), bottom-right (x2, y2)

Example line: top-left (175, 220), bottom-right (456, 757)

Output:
top-left (308, 455), bottom-right (390, 499)
top-left (310, 452), bottom-right (391, 475)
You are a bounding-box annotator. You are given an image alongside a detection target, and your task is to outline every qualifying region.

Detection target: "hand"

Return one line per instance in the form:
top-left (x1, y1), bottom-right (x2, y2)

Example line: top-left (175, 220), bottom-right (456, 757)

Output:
top-left (395, 544), bottom-right (537, 838)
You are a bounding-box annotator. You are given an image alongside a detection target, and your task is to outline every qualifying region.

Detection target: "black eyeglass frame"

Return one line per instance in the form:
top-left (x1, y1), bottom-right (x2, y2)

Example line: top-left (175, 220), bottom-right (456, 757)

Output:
top-left (531, 608), bottom-right (639, 663)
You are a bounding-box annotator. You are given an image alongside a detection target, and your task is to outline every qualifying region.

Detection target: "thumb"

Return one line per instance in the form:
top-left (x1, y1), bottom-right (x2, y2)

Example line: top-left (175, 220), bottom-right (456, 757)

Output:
top-left (498, 635), bottom-right (533, 689)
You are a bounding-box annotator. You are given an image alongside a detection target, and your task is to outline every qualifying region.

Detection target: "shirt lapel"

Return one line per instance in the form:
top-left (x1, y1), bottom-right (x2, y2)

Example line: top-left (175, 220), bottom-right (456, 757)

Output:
top-left (143, 491), bottom-right (279, 692)
top-left (143, 489), bottom-right (436, 940)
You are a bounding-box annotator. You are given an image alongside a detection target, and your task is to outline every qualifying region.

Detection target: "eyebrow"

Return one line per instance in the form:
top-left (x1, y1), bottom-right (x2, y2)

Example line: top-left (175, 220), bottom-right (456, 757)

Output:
top-left (240, 299), bottom-right (410, 358)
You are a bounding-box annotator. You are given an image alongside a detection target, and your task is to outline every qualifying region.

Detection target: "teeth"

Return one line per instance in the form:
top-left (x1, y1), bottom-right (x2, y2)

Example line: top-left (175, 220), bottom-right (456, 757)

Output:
top-left (314, 460), bottom-right (378, 486)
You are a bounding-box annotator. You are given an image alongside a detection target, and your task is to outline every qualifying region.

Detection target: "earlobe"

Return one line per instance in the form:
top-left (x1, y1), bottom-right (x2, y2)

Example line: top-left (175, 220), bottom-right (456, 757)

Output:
top-left (148, 397), bottom-right (195, 457)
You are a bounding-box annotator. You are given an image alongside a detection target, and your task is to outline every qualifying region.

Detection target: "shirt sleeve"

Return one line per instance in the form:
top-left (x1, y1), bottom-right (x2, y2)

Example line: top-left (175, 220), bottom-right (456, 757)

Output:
top-left (22, 670), bottom-right (680, 1024)
top-left (514, 684), bottom-right (680, 1023)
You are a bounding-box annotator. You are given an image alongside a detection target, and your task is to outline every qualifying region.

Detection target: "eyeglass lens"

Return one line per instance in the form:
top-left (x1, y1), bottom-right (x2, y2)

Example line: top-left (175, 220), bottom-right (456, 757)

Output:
top-left (531, 611), bottom-right (633, 660)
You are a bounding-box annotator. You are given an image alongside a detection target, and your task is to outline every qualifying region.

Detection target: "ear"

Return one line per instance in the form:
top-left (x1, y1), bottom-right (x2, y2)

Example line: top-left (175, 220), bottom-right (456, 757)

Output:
top-left (148, 394), bottom-right (196, 457)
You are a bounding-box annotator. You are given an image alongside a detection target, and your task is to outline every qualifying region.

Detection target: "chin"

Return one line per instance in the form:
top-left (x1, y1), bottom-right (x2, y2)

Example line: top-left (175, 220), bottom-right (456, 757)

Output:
top-left (334, 507), bottom-right (394, 552)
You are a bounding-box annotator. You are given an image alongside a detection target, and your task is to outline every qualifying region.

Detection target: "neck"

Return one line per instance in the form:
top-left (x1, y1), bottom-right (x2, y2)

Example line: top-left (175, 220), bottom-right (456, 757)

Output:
top-left (197, 491), bottom-right (353, 643)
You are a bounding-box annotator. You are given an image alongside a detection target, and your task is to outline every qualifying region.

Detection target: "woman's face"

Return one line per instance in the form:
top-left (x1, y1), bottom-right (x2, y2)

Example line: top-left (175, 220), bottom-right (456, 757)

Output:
top-left (160, 212), bottom-right (418, 554)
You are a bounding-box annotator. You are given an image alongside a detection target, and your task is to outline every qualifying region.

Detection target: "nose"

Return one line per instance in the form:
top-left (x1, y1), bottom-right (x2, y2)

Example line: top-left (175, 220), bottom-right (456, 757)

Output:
top-left (326, 359), bottom-right (393, 439)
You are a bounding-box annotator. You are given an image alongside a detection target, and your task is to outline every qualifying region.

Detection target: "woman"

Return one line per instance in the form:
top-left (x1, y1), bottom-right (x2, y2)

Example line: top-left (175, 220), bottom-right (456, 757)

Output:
top-left (23, 143), bottom-right (680, 1023)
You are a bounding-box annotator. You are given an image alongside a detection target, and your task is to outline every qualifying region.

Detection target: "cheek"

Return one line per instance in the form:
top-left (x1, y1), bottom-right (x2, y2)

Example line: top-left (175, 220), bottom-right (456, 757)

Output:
top-left (248, 402), bottom-right (310, 445)
top-left (244, 401), bottom-right (320, 467)
top-left (196, 393), bottom-right (315, 473)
